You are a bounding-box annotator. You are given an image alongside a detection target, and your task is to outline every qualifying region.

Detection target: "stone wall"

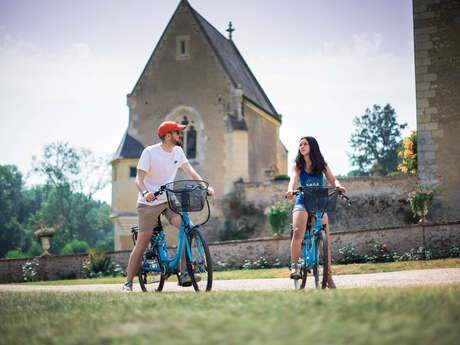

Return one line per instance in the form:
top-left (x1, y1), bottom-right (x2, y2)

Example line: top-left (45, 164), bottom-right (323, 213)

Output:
top-left (203, 175), bottom-right (415, 241)
top-left (413, 0), bottom-right (460, 221)
top-left (1, 221), bottom-right (458, 283)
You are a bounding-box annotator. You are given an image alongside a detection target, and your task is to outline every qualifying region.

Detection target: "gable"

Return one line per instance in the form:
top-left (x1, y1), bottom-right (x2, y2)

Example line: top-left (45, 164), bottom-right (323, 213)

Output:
top-left (130, 0), bottom-right (280, 122)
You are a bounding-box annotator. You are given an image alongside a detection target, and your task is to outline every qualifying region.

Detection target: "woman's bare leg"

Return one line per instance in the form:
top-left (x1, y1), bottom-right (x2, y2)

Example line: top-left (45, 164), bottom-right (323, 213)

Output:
top-left (290, 210), bottom-right (308, 266)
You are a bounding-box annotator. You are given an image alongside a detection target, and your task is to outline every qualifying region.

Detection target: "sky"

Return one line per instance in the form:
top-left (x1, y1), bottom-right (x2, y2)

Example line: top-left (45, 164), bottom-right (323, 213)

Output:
top-left (0, 0), bottom-right (416, 203)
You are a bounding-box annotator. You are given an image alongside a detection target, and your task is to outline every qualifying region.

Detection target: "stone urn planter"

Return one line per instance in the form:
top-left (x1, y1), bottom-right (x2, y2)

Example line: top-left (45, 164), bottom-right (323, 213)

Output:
top-left (272, 233), bottom-right (283, 240)
top-left (40, 236), bottom-right (52, 256)
top-left (34, 226), bottom-right (55, 256)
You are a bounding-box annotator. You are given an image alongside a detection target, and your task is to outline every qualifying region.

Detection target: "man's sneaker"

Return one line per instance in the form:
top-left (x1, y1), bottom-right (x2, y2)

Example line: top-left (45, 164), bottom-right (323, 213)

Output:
top-left (178, 273), bottom-right (192, 287)
top-left (178, 273), bottom-right (201, 287)
top-left (122, 281), bottom-right (133, 292)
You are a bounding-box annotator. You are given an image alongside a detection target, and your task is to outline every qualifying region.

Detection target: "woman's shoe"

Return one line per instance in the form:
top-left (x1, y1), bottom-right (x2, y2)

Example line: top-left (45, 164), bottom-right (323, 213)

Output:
top-left (290, 264), bottom-right (301, 279)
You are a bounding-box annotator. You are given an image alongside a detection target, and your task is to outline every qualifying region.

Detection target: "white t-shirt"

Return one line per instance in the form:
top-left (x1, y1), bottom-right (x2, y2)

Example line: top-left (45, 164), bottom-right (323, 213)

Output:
top-left (137, 143), bottom-right (188, 205)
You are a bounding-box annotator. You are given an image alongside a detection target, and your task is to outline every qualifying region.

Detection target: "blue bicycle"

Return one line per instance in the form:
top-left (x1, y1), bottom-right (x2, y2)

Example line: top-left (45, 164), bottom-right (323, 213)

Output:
top-left (291, 186), bottom-right (351, 289)
top-left (131, 180), bottom-right (212, 292)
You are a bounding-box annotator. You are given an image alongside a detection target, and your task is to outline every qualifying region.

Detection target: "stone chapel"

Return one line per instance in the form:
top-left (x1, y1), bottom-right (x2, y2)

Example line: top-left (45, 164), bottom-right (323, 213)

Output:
top-left (111, 0), bottom-right (288, 250)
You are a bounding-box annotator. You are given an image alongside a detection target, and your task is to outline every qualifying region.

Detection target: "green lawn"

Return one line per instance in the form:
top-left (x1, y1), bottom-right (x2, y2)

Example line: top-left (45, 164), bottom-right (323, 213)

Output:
top-left (1, 285), bottom-right (459, 345)
top-left (14, 257), bottom-right (460, 286)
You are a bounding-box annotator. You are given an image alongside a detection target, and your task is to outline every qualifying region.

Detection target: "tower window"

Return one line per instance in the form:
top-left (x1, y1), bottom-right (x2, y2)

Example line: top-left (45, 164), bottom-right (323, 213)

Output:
top-left (129, 167), bottom-right (137, 178)
top-left (176, 35), bottom-right (190, 60)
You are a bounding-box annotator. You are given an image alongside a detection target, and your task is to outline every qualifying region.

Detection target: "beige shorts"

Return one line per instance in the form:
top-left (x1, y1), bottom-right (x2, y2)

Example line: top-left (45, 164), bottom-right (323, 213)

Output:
top-left (137, 202), bottom-right (178, 232)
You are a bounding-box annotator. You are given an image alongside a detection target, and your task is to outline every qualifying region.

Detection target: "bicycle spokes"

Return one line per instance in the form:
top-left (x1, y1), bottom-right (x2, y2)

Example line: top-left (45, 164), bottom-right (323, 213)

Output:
top-left (186, 229), bottom-right (212, 291)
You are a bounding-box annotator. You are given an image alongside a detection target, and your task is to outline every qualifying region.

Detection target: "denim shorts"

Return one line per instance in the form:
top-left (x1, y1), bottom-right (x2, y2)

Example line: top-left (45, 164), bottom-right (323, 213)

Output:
top-left (292, 202), bottom-right (328, 219)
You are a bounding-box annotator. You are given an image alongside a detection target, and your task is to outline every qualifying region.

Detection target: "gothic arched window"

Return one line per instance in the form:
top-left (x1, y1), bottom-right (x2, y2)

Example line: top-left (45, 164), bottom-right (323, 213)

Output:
top-left (180, 116), bottom-right (197, 159)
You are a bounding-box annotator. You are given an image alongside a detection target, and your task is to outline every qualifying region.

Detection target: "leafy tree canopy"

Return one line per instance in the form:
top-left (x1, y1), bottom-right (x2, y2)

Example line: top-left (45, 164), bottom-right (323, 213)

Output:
top-left (349, 104), bottom-right (407, 175)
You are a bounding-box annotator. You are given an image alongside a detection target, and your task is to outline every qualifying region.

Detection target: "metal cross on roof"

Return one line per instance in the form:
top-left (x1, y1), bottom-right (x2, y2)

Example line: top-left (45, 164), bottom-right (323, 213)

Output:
top-left (226, 21), bottom-right (235, 40)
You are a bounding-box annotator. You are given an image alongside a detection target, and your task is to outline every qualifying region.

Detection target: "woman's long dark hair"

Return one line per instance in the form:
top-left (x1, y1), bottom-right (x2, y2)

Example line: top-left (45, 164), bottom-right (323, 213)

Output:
top-left (295, 136), bottom-right (326, 176)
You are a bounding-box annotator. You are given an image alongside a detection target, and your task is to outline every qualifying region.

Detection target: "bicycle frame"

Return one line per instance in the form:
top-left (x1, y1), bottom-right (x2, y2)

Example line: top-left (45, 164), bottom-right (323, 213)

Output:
top-left (142, 211), bottom-right (195, 274)
top-left (302, 213), bottom-right (325, 269)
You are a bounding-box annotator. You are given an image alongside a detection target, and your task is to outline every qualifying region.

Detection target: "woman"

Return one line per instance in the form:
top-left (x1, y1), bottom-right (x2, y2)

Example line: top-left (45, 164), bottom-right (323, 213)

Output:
top-left (286, 136), bottom-right (347, 288)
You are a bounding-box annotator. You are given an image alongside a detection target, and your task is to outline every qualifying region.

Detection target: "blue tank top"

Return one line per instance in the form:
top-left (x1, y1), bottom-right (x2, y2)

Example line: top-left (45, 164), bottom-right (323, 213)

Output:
top-left (295, 170), bottom-right (324, 205)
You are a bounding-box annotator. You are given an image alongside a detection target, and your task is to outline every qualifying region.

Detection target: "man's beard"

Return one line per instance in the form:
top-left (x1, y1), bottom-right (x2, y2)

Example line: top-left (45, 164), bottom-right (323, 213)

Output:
top-left (174, 138), bottom-right (182, 147)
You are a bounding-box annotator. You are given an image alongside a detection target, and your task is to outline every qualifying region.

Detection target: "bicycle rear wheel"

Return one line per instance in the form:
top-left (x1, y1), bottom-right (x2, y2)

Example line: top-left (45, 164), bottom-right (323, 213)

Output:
top-left (313, 230), bottom-right (328, 289)
top-left (186, 228), bottom-right (213, 291)
top-left (138, 250), bottom-right (165, 292)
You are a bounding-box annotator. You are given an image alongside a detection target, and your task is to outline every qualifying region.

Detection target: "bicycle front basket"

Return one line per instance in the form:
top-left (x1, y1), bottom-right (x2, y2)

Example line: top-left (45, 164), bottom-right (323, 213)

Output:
top-left (301, 187), bottom-right (337, 213)
top-left (164, 180), bottom-right (209, 213)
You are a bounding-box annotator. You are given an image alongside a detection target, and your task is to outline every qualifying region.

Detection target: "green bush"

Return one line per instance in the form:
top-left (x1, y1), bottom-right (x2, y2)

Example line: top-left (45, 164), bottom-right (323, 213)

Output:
top-left (264, 197), bottom-right (291, 235)
top-left (274, 174), bottom-right (290, 181)
top-left (94, 237), bottom-right (114, 252)
top-left (448, 241), bottom-right (459, 257)
top-left (27, 242), bottom-right (43, 257)
top-left (337, 245), bottom-right (366, 264)
top-left (241, 257), bottom-right (281, 270)
top-left (5, 249), bottom-right (27, 259)
top-left (60, 239), bottom-right (90, 255)
top-left (364, 242), bottom-right (395, 263)
top-left (82, 249), bottom-right (125, 278)
top-left (219, 219), bottom-right (256, 241)
top-left (22, 258), bottom-right (41, 282)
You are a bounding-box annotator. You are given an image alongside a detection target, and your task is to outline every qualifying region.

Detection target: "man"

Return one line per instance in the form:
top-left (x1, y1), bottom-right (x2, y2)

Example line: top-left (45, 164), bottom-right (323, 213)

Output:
top-left (122, 120), bottom-right (215, 292)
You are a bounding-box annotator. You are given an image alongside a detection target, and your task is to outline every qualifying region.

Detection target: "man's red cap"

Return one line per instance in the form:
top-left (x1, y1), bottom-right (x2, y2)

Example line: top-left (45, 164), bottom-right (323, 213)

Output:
top-left (158, 121), bottom-right (186, 138)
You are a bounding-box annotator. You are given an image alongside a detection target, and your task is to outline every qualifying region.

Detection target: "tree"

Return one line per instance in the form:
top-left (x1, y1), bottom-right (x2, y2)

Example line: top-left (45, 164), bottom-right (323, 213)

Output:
top-left (349, 104), bottom-right (407, 175)
top-left (0, 165), bottom-right (25, 257)
top-left (30, 142), bottom-right (112, 253)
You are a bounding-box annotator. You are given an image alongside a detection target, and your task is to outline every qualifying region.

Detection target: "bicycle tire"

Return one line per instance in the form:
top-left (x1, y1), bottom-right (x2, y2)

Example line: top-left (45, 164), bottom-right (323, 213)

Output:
top-left (186, 228), bottom-right (213, 292)
top-left (138, 249), bottom-right (165, 292)
top-left (313, 230), bottom-right (328, 289)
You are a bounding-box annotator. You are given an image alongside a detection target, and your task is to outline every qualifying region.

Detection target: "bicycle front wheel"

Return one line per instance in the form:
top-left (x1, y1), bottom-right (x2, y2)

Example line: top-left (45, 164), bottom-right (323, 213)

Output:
top-left (138, 251), bottom-right (165, 292)
top-left (186, 228), bottom-right (213, 291)
top-left (313, 230), bottom-right (328, 289)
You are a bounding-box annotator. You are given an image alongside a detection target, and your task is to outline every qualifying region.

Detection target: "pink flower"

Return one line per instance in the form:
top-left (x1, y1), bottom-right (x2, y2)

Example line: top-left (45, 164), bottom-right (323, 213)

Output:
top-left (382, 244), bottom-right (387, 250)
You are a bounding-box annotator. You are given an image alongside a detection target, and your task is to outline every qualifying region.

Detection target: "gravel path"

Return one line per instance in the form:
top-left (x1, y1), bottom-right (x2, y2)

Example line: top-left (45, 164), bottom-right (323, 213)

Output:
top-left (1, 268), bottom-right (459, 293)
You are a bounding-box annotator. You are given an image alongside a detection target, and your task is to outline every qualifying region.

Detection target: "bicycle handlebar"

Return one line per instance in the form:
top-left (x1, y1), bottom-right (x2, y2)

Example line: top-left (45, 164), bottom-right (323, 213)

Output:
top-left (291, 187), bottom-right (352, 206)
top-left (152, 183), bottom-right (211, 199)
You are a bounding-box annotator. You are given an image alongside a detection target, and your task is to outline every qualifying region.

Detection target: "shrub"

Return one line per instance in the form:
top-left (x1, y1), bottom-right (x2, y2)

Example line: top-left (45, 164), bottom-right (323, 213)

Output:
top-left (5, 249), bottom-right (27, 259)
top-left (264, 195), bottom-right (291, 235)
top-left (94, 237), bottom-right (114, 252)
top-left (274, 174), bottom-right (290, 181)
top-left (364, 242), bottom-right (395, 263)
top-left (448, 241), bottom-right (460, 257)
top-left (219, 219), bottom-right (256, 241)
top-left (393, 247), bottom-right (432, 261)
top-left (216, 261), bottom-right (232, 271)
top-left (27, 242), bottom-right (43, 257)
top-left (241, 257), bottom-right (281, 270)
top-left (82, 249), bottom-right (125, 278)
top-left (60, 239), bottom-right (90, 255)
top-left (22, 258), bottom-right (40, 282)
top-left (337, 245), bottom-right (365, 264)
